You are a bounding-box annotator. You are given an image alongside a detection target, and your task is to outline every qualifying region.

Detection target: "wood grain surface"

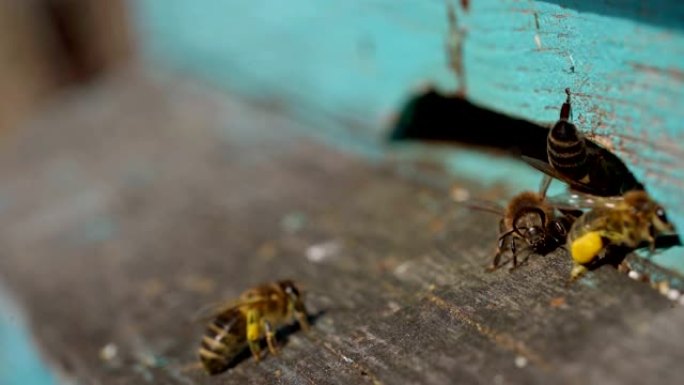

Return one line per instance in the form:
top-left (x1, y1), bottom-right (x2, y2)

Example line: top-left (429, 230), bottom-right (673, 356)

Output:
top-left (0, 74), bottom-right (682, 384)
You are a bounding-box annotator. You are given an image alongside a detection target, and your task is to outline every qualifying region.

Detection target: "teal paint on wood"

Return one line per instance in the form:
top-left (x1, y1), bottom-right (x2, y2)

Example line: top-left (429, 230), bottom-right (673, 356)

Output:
top-left (461, 0), bottom-right (684, 271)
top-left (0, 289), bottom-right (57, 385)
top-left (132, 1), bottom-right (684, 272)
top-left (134, 0), bottom-right (456, 142)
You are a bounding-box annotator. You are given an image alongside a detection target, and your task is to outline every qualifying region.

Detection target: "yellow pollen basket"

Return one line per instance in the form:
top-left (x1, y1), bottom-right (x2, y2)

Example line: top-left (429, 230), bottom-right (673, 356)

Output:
top-left (570, 231), bottom-right (604, 264)
top-left (247, 321), bottom-right (260, 341)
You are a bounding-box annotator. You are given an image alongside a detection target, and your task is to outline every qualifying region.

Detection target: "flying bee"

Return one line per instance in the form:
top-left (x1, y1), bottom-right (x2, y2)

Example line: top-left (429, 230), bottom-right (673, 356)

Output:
top-left (463, 178), bottom-right (578, 270)
top-left (197, 280), bottom-right (310, 375)
top-left (523, 88), bottom-right (643, 196)
top-left (549, 190), bottom-right (678, 281)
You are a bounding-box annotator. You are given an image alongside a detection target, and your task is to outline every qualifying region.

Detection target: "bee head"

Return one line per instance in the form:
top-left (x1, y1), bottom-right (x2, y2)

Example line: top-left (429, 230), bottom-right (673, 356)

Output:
top-left (280, 280), bottom-right (310, 326)
top-left (525, 226), bottom-right (547, 249)
top-left (653, 205), bottom-right (675, 233)
top-left (547, 218), bottom-right (570, 243)
top-left (625, 191), bottom-right (676, 234)
top-left (279, 280), bottom-right (302, 300)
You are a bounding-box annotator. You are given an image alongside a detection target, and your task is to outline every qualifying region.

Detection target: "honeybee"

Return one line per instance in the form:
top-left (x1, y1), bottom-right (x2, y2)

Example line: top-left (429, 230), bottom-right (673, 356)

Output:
top-left (464, 178), bottom-right (578, 270)
top-left (197, 280), bottom-right (310, 375)
top-left (554, 190), bottom-right (677, 281)
top-left (523, 88), bottom-right (643, 196)
top-left (492, 193), bottom-right (577, 270)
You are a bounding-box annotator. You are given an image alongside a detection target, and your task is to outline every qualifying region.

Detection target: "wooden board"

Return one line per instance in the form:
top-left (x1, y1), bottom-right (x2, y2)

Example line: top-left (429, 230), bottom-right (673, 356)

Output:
top-left (1, 74), bottom-right (683, 384)
top-left (132, 0), bottom-right (684, 273)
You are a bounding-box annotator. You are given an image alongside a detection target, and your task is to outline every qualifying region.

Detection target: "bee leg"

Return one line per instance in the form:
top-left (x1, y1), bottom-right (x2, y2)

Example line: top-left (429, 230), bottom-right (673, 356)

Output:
top-left (648, 235), bottom-right (657, 256)
top-left (490, 256), bottom-right (513, 271)
top-left (289, 298), bottom-right (310, 331)
top-left (295, 308), bottom-right (310, 332)
top-left (490, 230), bottom-right (514, 270)
top-left (246, 308), bottom-right (262, 362)
top-left (488, 250), bottom-right (503, 271)
top-left (512, 225), bottom-right (528, 239)
top-left (569, 263), bottom-right (588, 284)
top-left (490, 244), bottom-right (504, 270)
top-left (263, 320), bottom-right (278, 355)
top-left (511, 249), bottom-right (532, 271)
top-left (618, 260), bottom-right (650, 283)
top-left (489, 250), bottom-right (510, 271)
top-left (498, 229), bottom-right (516, 243)
top-left (617, 260), bottom-right (631, 274)
top-left (510, 237), bottom-right (519, 269)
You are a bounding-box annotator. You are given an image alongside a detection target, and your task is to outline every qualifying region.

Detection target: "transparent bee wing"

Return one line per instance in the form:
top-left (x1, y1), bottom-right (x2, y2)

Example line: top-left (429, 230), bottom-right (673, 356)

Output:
top-left (521, 156), bottom-right (563, 178)
top-left (539, 175), bottom-right (553, 198)
top-left (456, 198), bottom-right (504, 216)
top-left (545, 190), bottom-right (623, 210)
top-left (521, 156), bottom-right (597, 194)
top-left (191, 297), bottom-right (270, 323)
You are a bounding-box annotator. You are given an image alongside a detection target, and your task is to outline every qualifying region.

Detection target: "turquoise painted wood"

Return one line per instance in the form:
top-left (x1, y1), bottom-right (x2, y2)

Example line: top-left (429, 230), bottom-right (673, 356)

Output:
top-left (0, 289), bottom-right (57, 385)
top-left (132, 1), bottom-right (684, 271)
top-left (460, 0), bottom-right (684, 270)
top-left (133, 0), bottom-right (455, 153)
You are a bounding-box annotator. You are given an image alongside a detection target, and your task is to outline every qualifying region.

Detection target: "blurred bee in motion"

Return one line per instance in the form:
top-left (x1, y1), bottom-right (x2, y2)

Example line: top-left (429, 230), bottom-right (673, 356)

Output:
top-left (197, 280), bottom-right (310, 375)
top-left (523, 88), bottom-right (643, 196)
top-left (554, 190), bottom-right (678, 281)
top-left (464, 178), bottom-right (578, 270)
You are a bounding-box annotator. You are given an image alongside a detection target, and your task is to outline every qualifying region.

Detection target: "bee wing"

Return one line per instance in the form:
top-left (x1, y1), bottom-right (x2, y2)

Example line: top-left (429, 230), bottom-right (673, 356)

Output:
top-left (545, 190), bottom-right (623, 210)
top-left (191, 297), bottom-right (270, 323)
top-left (521, 156), bottom-right (572, 183)
top-left (459, 199), bottom-right (504, 216)
top-left (521, 156), bottom-right (602, 195)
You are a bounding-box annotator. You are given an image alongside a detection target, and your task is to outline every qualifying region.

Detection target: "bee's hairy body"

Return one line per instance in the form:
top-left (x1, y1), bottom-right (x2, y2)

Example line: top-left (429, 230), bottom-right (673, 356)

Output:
top-left (568, 207), bottom-right (650, 250)
top-left (503, 191), bottom-right (553, 231)
top-left (566, 191), bottom-right (675, 281)
top-left (198, 280), bottom-right (309, 375)
top-left (492, 191), bottom-right (574, 270)
top-left (198, 308), bottom-right (248, 375)
top-left (547, 119), bottom-right (589, 182)
top-left (523, 88), bottom-right (643, 196)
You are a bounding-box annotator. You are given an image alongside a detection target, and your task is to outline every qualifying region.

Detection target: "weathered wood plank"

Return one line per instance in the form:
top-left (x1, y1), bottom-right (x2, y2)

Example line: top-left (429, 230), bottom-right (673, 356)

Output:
top-left (132, 0), bottom-right (684, 274)
top-left (0, 74), bottom-right (683, 384)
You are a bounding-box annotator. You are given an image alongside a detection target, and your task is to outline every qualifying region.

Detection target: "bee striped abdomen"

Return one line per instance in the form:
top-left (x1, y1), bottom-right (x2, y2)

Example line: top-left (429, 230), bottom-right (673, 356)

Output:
top-left (198, 308), bottom-right (248, 375)
top-left (547, 120), bottom-right (588, 179)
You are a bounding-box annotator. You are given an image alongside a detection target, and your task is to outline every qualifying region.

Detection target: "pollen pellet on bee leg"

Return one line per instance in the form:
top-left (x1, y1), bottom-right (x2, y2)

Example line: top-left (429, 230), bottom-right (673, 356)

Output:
top-left (570, 231), bottom-right (603, 264)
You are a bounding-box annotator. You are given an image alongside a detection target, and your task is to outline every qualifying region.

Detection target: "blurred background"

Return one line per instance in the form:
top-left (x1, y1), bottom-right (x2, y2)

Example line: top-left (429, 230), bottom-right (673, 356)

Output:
top-left (1, 1), bottom-right (683, 384)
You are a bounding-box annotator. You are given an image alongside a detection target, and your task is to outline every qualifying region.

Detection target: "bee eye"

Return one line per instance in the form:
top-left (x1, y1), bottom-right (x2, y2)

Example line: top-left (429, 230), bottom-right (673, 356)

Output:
top-left (553, 222), bottom-right (567, 236)
top-left (656, 207), bottom-right (669, 224)
top-left (284, 283), bottom-right (300, 298)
